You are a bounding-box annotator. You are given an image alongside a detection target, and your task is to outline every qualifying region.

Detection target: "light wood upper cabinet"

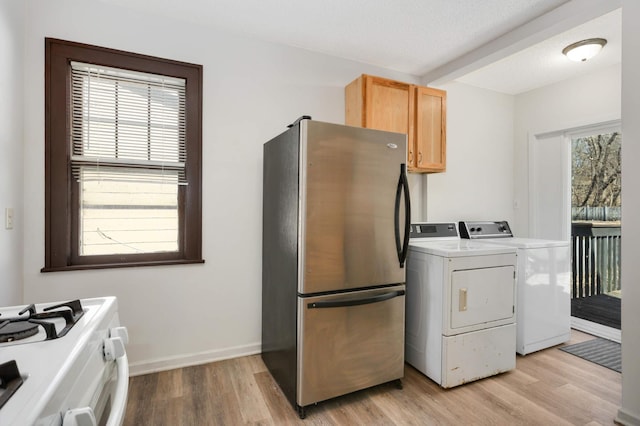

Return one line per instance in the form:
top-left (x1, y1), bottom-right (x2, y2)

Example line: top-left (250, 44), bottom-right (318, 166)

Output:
top-left (345, 74), bottom-right (446, 173)
top-left (414, 86), bottom-right (446, 172)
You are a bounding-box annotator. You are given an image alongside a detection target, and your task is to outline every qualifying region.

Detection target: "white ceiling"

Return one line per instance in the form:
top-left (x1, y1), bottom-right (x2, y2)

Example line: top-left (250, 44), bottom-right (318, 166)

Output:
top-left (456, 8), bottom-right (621, 94)
top-left (102, 0), bottom-right (621, 95)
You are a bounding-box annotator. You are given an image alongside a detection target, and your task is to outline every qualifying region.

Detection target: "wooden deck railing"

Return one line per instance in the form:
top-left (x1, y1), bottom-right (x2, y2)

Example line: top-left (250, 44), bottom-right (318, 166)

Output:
top-left (571, 221), bottom-right (621, 298)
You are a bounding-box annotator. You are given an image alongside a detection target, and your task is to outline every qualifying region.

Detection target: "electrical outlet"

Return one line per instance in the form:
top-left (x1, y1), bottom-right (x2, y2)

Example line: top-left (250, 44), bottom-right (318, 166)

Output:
top-left (5, 208), bottom-right (13, 230)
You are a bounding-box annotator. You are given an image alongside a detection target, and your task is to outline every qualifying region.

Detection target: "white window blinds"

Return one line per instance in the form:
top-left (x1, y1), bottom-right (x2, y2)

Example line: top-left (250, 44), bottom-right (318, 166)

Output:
top-left (70, 61), bottom-right (187, 184)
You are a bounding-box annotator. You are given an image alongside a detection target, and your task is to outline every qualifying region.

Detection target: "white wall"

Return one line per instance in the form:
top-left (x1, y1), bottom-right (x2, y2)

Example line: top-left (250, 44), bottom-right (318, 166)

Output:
top-left (513, 64), bottom-right (621, 237)
top-left (21, 0), bottom-right (422, 374)
top-left (425, 82), bottom-right (516, 223)
top-left (0, 1), bottom-right (24, 306)
top-left (618, 0), bottom-right (640, 423)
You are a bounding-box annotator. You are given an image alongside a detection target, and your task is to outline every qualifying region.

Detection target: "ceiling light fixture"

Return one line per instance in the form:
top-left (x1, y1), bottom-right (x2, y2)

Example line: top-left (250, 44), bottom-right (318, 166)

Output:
top-left (562, 38), bottom-right (607, 62)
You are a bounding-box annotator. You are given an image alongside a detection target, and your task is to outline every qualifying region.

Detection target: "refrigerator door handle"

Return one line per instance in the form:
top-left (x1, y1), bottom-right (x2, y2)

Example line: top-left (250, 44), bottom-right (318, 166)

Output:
top-left (307, 290), bottom-right (405, 309)
top-left (394, 163), bottom-right (411, 267)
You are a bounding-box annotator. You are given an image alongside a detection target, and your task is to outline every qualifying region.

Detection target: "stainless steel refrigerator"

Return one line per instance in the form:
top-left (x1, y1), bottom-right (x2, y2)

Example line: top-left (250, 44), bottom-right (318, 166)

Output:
top-left (262, 116), bottom-right (411, 419)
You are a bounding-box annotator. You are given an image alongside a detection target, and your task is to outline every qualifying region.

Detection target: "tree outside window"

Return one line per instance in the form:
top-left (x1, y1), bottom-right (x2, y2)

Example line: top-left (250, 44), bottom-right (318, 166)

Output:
top-left (571, 132), bottom-right (621, 221)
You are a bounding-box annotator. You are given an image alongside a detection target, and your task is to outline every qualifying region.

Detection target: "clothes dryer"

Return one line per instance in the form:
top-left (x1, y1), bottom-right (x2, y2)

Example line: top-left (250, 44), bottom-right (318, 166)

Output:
top-left (405, 222), bottom-right (517, 388)
top-left (459, 220), bottom-right (571, 355)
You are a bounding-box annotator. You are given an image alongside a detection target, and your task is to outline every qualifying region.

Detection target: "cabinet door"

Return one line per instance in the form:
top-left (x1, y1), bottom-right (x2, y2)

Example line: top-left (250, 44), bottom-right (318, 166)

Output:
top-left (414, 86), bottom-right (446, 172)
top-left (364, 77), bottom-right (416, 166)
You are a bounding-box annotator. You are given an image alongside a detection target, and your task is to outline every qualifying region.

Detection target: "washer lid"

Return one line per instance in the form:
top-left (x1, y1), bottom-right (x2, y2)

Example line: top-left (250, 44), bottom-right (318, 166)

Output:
top-left (479, 237), bottom-right (569, 249)
top-left (409, 239), bottom-right (516, 257)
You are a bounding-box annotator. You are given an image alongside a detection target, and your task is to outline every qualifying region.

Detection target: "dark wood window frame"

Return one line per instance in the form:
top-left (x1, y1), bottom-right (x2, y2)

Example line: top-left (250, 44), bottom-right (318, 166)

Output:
top-left (43, 38), bottom-right (203, 272)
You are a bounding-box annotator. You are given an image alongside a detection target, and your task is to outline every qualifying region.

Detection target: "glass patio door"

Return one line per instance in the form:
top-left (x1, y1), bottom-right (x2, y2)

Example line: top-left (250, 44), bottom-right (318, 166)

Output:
top-left (570, 129), bottom-right (621, 333)
top-left (529, 122), bottom-right (621, 342)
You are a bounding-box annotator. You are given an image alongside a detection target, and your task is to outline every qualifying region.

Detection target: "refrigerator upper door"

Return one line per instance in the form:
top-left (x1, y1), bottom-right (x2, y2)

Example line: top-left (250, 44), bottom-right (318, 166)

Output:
top-left (299, 121), bottom-right (408, 294)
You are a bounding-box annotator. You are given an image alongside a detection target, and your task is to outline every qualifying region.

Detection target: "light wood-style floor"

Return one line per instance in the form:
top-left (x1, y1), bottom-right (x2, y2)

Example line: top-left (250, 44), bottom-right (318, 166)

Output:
top-left (124, 330), bottom-right (621, 425)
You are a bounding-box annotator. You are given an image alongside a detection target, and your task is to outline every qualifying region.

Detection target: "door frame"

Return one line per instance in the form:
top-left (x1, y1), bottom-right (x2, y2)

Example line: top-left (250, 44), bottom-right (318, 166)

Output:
top-left (528, 118), bottom-right (621, 342)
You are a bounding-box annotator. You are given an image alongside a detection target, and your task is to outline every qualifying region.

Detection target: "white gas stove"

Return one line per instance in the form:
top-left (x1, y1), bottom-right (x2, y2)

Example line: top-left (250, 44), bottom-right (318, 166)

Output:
top-left (0, 297), bottom-right (129, 426)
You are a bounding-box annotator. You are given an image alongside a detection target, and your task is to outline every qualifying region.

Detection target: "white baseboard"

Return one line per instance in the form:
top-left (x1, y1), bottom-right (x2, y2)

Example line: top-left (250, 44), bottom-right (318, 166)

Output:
top-left (571, 317), bottom-right (621, 343)
top-left (127, 319), bottom-right (617, 377)
top-left (128, 342), bottom-right (262, 377)
top-left (616, 407), bottom-right (640, 426)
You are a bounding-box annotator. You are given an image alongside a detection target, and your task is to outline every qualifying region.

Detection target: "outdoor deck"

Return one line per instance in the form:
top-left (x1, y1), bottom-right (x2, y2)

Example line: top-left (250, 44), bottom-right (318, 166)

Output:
top-left (571, 221), bottom-right (621, 328)
top-left (571, 294), bottom-right (621, 329)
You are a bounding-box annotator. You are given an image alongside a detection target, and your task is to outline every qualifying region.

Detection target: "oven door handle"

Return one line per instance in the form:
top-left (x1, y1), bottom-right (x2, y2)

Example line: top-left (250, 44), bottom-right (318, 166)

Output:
top-left (307, 289), bottom-right (405, 309)
top-left (394, 163), bottom-right (411, 267)
top-left (106, 354), bottom-right (129, 426)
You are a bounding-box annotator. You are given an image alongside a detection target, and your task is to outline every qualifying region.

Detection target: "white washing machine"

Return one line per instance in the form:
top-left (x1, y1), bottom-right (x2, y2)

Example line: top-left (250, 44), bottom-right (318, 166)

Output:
top-left (405, 222), bottom-right (518, 388)
top-left (459, 220), bottom-right (571, 355)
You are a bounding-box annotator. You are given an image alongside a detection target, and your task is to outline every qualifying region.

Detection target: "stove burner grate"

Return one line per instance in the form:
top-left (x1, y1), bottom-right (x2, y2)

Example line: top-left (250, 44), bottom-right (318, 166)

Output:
top-left (0, 360), bottom-right (24, 409)
top-left (0, 300), bottom-right (85, 344)
top-left (0, 322), bottom-right (39, 343)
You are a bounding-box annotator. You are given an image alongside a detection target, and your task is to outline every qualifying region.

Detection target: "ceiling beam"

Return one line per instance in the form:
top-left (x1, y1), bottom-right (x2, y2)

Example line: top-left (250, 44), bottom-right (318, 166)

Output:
top-left (421, 0), bottom-right (621, 86)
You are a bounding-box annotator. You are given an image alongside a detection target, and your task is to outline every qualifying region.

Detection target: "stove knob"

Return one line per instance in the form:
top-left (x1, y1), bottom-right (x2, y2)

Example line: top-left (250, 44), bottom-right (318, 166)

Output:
top-left (62, 407), bottom-right (97, 426)
top-left (103, 336), bottom-right (126, 361)
top-left (110, 326), bottom-right (129, 345)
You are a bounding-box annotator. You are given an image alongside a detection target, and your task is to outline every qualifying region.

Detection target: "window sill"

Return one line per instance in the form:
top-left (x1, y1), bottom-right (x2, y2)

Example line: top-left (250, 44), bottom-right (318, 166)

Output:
top-left (41, 258), bottom-right (205, 273)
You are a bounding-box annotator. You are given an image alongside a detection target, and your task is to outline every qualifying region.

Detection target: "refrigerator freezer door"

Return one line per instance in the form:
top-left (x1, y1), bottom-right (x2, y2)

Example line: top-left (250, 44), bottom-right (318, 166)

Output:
top-left (300, 121), bottom-right (408, 294)
top-left (297, 285), bottom-right (405, 406)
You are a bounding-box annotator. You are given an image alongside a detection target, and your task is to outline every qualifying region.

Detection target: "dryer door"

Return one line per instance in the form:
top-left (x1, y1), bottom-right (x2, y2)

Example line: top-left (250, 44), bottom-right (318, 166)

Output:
top-left (449, 266), bottom-right (515, 333)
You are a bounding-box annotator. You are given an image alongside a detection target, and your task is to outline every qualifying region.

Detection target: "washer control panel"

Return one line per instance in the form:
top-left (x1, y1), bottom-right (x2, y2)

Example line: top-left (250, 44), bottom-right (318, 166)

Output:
top-left (459, 221), bottom-right (513, 239)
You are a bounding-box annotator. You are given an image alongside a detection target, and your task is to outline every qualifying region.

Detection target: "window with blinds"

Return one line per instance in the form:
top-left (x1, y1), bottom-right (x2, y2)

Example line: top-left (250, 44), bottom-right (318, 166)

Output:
top-left (44, 38), bottom-right (203, 271)
top-left (70, 62), bottom-right (187, 184)
top-left (71, 62), bottom-right (185, 256)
